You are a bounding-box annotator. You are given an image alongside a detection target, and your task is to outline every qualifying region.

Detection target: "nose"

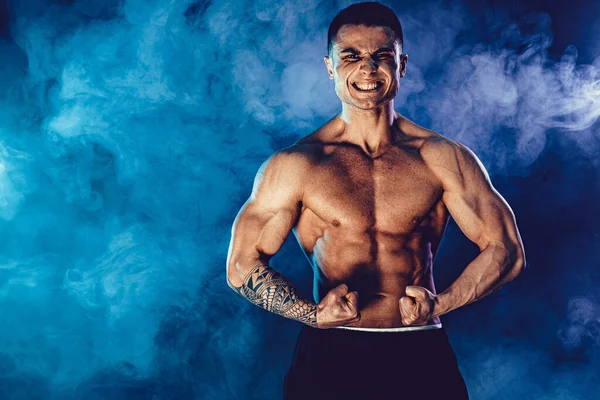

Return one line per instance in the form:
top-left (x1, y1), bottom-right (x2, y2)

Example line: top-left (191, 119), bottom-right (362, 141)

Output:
top-left (359, 57), bottom-right (378, 75)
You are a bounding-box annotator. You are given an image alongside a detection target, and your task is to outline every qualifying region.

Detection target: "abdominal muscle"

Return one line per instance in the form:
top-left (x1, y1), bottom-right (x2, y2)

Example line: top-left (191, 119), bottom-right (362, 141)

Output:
top-left (301, 230), bottom-right (442, 329)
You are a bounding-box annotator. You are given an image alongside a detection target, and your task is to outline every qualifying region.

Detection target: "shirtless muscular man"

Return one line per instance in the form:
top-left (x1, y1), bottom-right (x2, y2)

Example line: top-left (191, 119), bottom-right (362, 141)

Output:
top-left (226, 2), bottom-right (526, 399)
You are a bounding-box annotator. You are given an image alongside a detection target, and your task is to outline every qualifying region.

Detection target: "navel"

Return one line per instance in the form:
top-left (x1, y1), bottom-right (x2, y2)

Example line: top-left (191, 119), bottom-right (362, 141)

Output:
top-left (332, 219), bottom-right (341, 227)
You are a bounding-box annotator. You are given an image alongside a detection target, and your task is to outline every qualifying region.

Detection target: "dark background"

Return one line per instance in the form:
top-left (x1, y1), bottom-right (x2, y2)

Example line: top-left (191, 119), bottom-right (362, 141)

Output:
top-left (0, 0), bottom-right (598, 398)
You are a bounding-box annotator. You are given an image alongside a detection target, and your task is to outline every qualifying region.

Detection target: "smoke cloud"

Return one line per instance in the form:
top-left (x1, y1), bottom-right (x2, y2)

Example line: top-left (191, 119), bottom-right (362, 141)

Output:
top-left (0, 0), bottom-right (598, 398)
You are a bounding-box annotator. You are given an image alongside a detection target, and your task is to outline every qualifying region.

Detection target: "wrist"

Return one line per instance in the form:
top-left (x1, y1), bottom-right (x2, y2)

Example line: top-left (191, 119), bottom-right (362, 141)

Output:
top-left (432, 292), bottom-right (452, 319)
top-left (303, 303), bottom-right (317, 328)
top-left (314, 302), bottom-right (323, 328)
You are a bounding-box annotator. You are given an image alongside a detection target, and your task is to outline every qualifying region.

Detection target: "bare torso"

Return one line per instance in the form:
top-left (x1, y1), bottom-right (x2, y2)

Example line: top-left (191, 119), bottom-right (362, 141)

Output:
top-left (291, 115), bottom-right (449, 328)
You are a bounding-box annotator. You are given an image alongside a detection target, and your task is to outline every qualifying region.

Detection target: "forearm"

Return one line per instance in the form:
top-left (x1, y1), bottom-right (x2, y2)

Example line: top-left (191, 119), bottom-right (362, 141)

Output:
top-left (228, 262), bottom-right (318, 327)
top-left (434, 242), bottom-right (524, 318)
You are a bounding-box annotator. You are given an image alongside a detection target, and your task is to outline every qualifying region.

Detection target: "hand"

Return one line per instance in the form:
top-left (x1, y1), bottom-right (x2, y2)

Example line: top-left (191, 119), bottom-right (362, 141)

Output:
top-left (399, 286), bottom-right (437, 326)
top-left (316, 283), bottom-right (361, 329)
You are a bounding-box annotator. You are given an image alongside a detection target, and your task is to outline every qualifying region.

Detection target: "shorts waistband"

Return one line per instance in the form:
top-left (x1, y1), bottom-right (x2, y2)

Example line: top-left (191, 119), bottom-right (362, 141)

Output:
top-left (334, 323), bottom-right (442, 332)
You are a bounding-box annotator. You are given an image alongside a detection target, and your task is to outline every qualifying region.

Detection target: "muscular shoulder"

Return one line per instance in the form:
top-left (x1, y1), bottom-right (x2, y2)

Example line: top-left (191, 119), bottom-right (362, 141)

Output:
top-left (250, 144), bottom-right (316, 207)
top-left (419, 135), bottom-right (490, 192)
top-left (264, 145), bottom-right (314, 173)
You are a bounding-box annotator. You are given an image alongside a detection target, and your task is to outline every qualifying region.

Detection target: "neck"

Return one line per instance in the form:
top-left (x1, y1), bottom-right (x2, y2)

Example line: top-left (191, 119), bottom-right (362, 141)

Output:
top-left (339, 100), bottom-right (397, 157)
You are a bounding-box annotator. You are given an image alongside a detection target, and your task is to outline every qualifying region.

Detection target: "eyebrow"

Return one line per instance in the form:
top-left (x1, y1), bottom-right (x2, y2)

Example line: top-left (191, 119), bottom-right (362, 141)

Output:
top-left (339, 47), bottom-right (396, 54)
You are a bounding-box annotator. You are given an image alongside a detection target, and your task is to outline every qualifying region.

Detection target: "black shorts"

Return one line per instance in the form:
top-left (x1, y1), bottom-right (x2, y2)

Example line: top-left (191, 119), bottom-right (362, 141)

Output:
top-left (283, 325), bottom-right (469, 400)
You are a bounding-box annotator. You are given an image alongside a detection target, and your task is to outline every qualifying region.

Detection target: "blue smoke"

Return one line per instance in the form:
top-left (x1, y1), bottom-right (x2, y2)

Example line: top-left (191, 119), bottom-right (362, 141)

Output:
top-left (0, 0), bottom-right (598, 398)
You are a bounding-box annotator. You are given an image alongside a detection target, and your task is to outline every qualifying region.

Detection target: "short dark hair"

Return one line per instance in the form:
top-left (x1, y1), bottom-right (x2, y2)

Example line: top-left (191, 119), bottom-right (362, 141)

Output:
top-left (327, 2), bottom-right (404, 55)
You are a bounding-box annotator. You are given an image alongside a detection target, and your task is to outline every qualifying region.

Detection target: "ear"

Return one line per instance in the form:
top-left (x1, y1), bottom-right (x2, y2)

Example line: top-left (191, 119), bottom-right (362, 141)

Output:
top-left (399, 53), bottom-right (408, 78)
top-left (324, 56), bottom-right (334, 80)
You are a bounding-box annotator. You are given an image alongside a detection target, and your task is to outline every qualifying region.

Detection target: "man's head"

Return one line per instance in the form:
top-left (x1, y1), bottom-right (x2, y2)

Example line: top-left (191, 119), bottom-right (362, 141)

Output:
top-left (324, 2), bottom-right (408, 110)
top-left (327, 2), bottom-right (404, 56)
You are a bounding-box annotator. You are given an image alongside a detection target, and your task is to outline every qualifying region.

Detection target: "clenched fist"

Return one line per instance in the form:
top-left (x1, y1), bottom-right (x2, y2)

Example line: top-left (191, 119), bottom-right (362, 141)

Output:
top-left (399, 286), bottom-right (438, 326)
top-left (316, 283), bottom-right (361, 329)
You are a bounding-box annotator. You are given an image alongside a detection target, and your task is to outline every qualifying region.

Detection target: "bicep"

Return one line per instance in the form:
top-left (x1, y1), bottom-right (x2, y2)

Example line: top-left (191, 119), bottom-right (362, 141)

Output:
top-left (443, 183), bottom-right (518, 250)
top-left (226, 201), bottom-right (298, 284)
top-left (439, 144), bottom-right (521, 250)
top-left (226, 152), bottom-right (304, 285)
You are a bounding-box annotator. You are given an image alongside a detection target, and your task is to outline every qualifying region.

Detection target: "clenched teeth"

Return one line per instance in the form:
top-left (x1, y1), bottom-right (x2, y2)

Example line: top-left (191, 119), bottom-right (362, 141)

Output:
top-left (353, 81), bottom-right (383, 91)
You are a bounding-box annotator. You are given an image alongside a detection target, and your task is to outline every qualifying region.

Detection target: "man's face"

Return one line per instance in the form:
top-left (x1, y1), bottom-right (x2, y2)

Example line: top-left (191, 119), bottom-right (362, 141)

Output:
top-left (324, 24), bottom-right (408, 110)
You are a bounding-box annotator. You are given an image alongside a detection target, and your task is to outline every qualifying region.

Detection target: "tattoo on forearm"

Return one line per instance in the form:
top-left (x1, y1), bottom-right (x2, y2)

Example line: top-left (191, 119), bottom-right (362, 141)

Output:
top-left (233, 263), bottom-right (317, 327)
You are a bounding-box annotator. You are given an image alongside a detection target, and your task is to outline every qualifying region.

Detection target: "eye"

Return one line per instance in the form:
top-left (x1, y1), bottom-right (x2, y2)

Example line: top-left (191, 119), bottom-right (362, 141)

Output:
top-left (344, 54), bottom-right (360, 61)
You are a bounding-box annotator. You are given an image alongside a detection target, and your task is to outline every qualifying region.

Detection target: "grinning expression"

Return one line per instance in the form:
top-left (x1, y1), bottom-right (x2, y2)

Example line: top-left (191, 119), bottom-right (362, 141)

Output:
top-left (325, 24), bottom-right (408, 110)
